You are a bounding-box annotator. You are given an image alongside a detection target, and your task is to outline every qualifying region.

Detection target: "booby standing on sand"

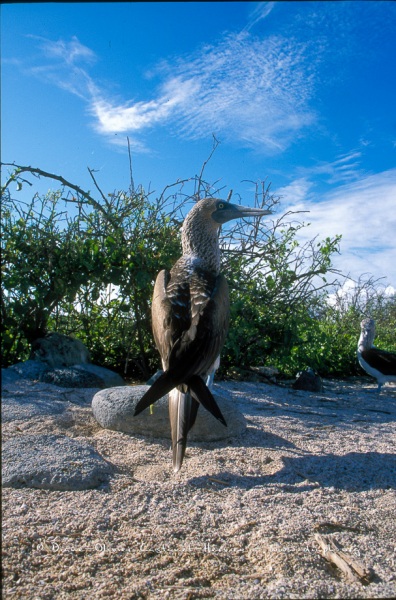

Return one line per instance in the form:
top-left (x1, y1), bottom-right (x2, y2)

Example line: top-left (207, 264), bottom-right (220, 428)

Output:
top-left (134, 197), bottom-right (271, 471)
top-left (357, 318), bottom-right (396, 392)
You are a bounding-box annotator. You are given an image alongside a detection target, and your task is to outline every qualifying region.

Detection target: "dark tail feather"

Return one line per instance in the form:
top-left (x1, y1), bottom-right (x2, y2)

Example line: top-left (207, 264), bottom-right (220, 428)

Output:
top-left (135, 372), bottom-right (226, 473)
top-left (187, 397), bottom-right (200, 432)
top-left (134, 371), bottom-right (178, 416)
top-left (169, 389), bottom-right (199, 473)
top-left (188, 375), bottom-right (227, 427)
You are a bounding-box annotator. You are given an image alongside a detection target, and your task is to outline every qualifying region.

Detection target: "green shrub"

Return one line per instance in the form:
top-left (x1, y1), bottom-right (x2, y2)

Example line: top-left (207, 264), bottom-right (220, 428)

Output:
top-left (1, 172), bottom-right (181, 378)
top-left (2, 162), bottom-right (394, 380)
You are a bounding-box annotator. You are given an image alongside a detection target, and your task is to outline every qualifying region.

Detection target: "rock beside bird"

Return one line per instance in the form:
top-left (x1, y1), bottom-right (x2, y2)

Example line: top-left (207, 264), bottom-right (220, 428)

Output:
top-left (293, 368), bottom-right (323, 392)
top-left (2, 434), bottom-right (113, 491)
top-left (5, 360), bottom-right (125, 389)
top-left (30, 332), bottom-right (91, 367)
top-left (92, 385), bottom-right (246, 441)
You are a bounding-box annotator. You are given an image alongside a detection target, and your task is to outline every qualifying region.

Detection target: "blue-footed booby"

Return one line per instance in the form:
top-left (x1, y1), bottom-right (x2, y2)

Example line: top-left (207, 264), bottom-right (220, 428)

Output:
top-left (134, 197), bottom-right (271, 472)
top-left (357, 318), bottom-right (396, 392)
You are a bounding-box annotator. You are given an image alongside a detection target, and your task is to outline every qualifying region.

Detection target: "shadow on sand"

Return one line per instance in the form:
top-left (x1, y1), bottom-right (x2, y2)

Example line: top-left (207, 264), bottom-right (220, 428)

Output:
top-left (189, 451), bottom-right (396, 492)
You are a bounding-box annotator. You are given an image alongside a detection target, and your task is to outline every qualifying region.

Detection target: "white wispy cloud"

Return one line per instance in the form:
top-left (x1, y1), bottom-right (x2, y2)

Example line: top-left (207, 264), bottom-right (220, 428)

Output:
top-left (30, 34), bottom-right (97, 66)
top-left (22, 35), bottom-right (97, 100)
top-left (152, 33), bottom-right (316, 151)
top-left (276, 177), bottom-right (313, 205)
top-left (295, 151), bottom-right (365, 186)
top-left (21, 31), bottom-right (318, 153)
top-left (91, 77), bottom-right (199, 134)
top-left (245, 2), bottom-right (275, 31)
top-left (278, 168), bottom-right (396, 285)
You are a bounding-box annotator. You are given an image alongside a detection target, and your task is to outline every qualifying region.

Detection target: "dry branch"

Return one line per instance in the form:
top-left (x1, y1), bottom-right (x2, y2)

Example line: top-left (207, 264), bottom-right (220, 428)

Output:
top-left (1, 162), bottom-right (121, 231)
top-left (207, 477), bottom-right (231, 487)
top-left (314, 533), bottom-right (373, 584)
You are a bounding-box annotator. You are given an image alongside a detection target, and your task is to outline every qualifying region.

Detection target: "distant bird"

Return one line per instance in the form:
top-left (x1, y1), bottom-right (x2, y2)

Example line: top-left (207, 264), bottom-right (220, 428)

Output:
top-left (357, 318), bottom-right (396, 392)
top-left (134, 197), bottom-right (271, 471)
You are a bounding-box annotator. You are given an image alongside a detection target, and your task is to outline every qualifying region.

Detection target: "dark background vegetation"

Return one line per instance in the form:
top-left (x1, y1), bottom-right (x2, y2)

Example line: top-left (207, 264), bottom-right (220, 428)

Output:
top-left (1, 156), bottom-right (395, 382)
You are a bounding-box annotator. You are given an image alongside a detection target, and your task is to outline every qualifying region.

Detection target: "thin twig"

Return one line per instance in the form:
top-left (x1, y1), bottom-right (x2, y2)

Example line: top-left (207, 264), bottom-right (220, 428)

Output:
top-left (127, 137), bottom-right (135, 195)
top-left (207, 477), bottom-right (231, 486)
top-left (87, 167), bottom-right (111, 208)
top-left (314, 533), bottom-right (373, 584)
top-left (197, 134), bottom-right (220, 199)
top-left (1, 162), bottom-right (122, 232)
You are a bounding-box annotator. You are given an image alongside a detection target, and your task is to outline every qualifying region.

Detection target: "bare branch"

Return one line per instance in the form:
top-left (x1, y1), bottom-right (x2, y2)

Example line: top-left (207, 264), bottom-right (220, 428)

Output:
top-left (1, 162), bottom-right (122, 232)
top-left (196, 134), bottom-right (220, 200)
top-left (127, 137), bottom-right (135, 195)
top-left (87, 167), bottom-right (111, 208)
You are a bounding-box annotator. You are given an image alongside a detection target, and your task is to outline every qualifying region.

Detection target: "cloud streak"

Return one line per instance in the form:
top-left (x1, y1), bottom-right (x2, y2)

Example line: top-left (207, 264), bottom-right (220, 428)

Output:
top-left (295, 151), bottom-right (365, 186)
top-left (151, 33), bottom-right (316, 151)
top-left (278, 168), bottom-right (396, 285)
top-left (245, 2), bottom-right (275, 31)
top-left (22, 35), bottom-right (97, 100)
top-left (91, 77), bottom-right (199, 134)
top-left (30, 34), bottom-right (97, 66)
top-left (22, 30), bottom-right (318, 153)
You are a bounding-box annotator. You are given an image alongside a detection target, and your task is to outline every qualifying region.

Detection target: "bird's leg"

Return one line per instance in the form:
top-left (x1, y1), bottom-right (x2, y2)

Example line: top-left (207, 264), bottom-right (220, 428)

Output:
top-left (206, 372), bottom-right (215, 389)
top-left (206, 355), bottom-right (220, 390)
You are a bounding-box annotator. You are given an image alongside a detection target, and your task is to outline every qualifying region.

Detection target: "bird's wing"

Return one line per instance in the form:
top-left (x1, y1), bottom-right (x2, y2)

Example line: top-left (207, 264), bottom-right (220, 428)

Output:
top-left (135, 268), bottom-right (229, 421)
top-left (151, 269), bottom-right (173, 368)
top-left (152, 267), bottom-right (198, 368)
top-left (361, 348), bottom-right (396, 376)
top-left (151, 266), bottom-right (229, 381)
top-left (168, 270), bottom-right (230, 380)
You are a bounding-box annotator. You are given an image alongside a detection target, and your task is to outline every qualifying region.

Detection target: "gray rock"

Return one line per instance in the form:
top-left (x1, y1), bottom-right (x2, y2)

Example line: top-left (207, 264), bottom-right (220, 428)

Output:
top-left (40, 367), bottom-right (105, 389)
top-left (1, 367), bottom-right (21, 385)
top-left (293, 368), bottom-right (323, 392)
top-left (92, 385), bottom-right (246, 441)
top-left (1, 390), bottom-right (66, 422)
top-left (73, 363), bottom-right (126, 388)
top-left (251, 366), bottom-right (279, 382)
top-left (4, 360), bottom-right (125, 389)
top-left (2, 434), bottom-right (113, 490)
top-left (6, 360), bottom-right (50, 381)
top-left (30, 332), bottom-right (90, 367)
top-left (2, 378), bottom-right (100, 422)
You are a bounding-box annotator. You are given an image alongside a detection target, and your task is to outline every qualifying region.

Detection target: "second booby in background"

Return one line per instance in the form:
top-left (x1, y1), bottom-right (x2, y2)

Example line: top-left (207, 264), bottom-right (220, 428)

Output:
top-left (357, 318), bottom-right (396, 392)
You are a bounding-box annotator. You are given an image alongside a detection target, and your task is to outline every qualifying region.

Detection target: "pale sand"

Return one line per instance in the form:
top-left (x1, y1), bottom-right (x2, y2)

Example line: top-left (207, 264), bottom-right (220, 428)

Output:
top-left (2, 378), bottom-right (396, 599)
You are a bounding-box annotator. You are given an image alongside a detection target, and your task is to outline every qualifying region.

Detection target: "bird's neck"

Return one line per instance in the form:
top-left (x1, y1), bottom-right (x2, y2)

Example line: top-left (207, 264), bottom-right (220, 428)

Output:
top-left (181, 213), bottom-right (221, 274)
top-left (358, 329), bottom-right (375, 353)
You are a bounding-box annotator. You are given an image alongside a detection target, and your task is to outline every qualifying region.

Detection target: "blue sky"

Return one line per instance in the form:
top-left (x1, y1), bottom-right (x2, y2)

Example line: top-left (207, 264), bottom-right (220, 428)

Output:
top-left (2, 1), bottom-right (396, 289)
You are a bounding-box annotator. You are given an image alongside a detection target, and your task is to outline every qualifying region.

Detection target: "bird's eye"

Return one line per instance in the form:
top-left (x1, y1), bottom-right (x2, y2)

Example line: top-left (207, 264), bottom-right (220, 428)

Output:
top-left (217, 202), bottom-right (225, 209)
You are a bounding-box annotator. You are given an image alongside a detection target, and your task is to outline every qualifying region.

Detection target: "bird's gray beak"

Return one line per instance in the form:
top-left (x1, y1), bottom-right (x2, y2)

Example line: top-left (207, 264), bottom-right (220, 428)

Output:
top-left (213, 202), bottom-right (272, 224)
top-left (232, 204), bottom-right (273, 218)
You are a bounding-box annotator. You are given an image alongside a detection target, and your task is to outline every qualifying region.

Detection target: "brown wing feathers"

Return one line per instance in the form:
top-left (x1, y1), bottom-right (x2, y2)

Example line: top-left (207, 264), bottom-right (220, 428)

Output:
top-left (360, 348), bottom-right (396, 376)
top-left (133, 264), bottom-right (229, 426)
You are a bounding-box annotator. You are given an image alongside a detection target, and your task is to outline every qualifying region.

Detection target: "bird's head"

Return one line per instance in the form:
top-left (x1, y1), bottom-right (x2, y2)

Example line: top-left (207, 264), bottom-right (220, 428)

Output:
top-left (359, 318), bottom-right (376, 349)
top-left (361, 318), bottom-right (375, 332)
top-left (181, 197), bottom-right (272, 271)
top-left (190, 197), bottom-right (272, 227)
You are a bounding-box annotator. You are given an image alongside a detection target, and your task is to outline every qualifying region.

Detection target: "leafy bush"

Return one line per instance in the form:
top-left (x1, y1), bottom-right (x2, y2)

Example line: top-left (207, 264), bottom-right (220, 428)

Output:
top-left (218, 204), bottom-right (343, 378)
top-left (1, 161), bottom-right (394, 381)
top-left (1, 168), bottom-right (182, 377)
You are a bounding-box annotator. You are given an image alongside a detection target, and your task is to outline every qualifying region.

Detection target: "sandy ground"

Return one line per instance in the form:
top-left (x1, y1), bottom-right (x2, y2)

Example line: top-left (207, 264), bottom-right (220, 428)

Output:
top-left (2, 378), bottom-right (396, 599)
